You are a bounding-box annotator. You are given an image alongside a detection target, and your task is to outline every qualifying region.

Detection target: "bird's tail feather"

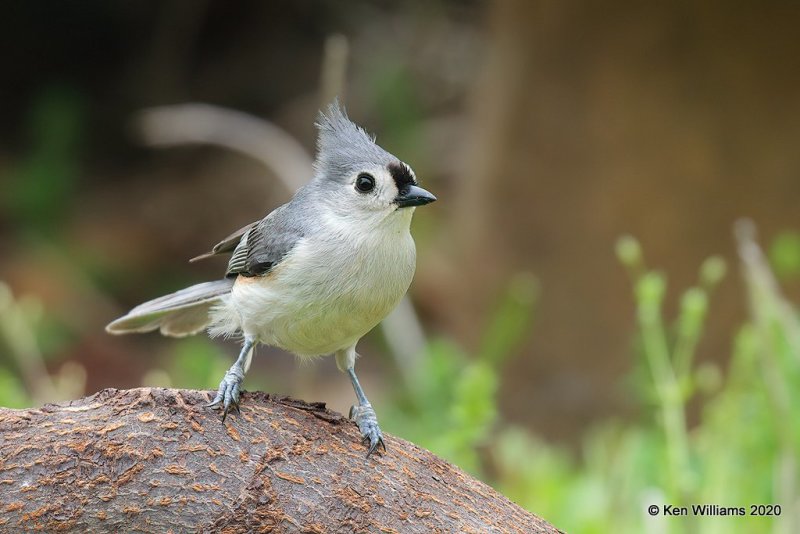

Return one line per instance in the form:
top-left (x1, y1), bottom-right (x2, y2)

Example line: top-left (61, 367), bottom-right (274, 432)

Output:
top-left (106, 279), bottom-right (234, 337)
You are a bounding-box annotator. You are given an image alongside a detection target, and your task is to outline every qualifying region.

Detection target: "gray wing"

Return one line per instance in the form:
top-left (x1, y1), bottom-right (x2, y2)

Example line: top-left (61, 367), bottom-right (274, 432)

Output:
top-left (189, 221), bottom-right (259, 263)
top-left (225, 205), bottom-right (306, 277)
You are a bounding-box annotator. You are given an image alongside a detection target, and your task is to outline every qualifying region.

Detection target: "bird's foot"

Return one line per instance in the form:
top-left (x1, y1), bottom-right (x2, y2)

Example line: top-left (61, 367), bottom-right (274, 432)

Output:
top-left (207, 364), bottom-right (245, 422)
top-left (349, 403), bottom-right (385, 457)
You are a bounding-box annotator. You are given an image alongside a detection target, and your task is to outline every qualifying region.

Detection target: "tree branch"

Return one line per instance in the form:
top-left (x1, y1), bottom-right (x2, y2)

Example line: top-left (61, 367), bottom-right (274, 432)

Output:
top-left (0, 388), bottom-right (558, 533)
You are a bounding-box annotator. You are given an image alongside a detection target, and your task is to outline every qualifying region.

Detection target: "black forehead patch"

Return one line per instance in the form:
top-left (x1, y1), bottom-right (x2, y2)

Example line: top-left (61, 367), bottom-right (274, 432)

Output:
top-left (387, 161), bottom-right (416, 190)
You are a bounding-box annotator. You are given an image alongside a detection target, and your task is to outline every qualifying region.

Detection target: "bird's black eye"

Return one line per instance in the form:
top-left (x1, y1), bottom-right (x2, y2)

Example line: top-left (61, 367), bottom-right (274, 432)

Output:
top-left (355, 173), bottom-right (375, 193)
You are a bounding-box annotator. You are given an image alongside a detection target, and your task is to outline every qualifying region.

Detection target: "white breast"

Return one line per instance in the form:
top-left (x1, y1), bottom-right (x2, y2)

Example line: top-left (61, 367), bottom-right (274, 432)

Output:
top-left (211, 210), bottom-right (417, 357)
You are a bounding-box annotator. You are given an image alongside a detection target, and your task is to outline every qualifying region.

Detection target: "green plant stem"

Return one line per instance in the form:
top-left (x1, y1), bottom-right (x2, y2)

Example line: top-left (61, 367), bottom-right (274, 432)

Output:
top-left (636, 278), bottom-right (693, 511)
top-left (673, 333), bottom-right (699, 383)
top-left (642, 320), bottom-right (690, 484)
top-left (0, 283), bottom-right (58, 404)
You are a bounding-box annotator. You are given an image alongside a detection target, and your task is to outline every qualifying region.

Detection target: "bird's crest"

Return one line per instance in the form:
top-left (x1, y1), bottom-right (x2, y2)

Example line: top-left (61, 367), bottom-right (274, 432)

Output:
top-left (313, 100), bottom-right (393, 180)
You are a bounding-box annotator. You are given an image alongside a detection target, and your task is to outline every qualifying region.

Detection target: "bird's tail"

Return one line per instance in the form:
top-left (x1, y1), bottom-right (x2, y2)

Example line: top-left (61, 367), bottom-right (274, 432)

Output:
top-left (106, 279), bottom-right (234, 337)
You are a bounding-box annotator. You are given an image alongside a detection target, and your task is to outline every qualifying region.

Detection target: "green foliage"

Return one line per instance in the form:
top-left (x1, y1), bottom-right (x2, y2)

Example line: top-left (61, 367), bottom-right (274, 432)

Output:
top-left (0, 366), bottom-right (31, 409)
top-left (168, 337), bottom-right (231, 391)
top-left (383, 230), bottom-right (800, 533)
top-left (482, 233), bottom-right (798, 533)
top-left (382, 338), bottom-right (498, 474)
top-left (769, 231), bottom-right (800, 280)
top-left (380, 274), bottom-right (537, 474)
top-left (479, 273), bottom-right (538, 366)
top-left (4, 87), bottom-right (84, 236)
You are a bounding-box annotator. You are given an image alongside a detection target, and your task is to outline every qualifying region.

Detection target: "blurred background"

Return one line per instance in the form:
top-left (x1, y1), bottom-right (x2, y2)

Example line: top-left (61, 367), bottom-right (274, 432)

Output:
top-left (2, 1), bottom-right (800, 532)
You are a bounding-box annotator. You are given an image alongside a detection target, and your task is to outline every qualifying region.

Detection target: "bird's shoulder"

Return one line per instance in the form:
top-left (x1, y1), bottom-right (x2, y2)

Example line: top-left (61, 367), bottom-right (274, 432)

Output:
top-left (224, 202), bottom-right (311, 278)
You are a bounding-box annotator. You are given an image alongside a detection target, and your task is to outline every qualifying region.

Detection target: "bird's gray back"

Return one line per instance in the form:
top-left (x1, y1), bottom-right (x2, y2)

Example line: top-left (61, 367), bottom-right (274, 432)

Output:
top-left (225, 189), bottom-right (318, 278)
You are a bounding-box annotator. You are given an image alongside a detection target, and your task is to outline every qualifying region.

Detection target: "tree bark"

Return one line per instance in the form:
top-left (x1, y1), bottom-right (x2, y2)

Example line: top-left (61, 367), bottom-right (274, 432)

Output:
top-left (0, 388), bottom-right (558, 533)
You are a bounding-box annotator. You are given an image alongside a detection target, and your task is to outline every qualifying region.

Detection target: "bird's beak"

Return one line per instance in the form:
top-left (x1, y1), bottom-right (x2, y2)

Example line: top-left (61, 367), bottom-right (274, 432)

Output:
top-left (395, 185), bottom-right (437, 208)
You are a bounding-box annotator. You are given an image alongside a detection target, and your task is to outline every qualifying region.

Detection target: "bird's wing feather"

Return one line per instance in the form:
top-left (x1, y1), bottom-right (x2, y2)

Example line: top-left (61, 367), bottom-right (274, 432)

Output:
top-left (189, 221), bottom-right (259, 263)
top-left (225, 205), bottom-right (306, 277)
top-left (105, 279), bottom-right (234, 335)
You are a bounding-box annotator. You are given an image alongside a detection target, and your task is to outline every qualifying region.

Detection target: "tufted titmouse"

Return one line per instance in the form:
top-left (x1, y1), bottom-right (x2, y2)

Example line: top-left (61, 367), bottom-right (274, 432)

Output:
top-left (107, 102), bottom-right (436, 456)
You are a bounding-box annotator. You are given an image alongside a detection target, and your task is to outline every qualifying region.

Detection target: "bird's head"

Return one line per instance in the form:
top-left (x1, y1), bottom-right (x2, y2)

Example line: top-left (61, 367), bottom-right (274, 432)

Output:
top-left (310, 101), bottom-right (436, 224)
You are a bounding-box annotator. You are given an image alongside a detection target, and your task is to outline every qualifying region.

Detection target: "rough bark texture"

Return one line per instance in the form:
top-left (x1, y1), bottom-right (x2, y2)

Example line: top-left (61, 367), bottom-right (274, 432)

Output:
top-left (0, 388), bottom-right (558, 533)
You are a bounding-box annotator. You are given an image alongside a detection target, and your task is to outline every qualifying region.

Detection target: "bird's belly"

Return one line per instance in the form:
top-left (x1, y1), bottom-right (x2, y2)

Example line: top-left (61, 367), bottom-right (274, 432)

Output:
top-left (229, 235), bottom-right (415, 356)
top-left (273, 299), bottom-right (393, 356)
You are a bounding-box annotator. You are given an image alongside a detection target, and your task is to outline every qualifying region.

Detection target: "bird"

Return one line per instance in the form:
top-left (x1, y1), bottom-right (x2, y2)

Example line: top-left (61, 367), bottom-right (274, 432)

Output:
top-left (106, 101), bottom-right (436, 456)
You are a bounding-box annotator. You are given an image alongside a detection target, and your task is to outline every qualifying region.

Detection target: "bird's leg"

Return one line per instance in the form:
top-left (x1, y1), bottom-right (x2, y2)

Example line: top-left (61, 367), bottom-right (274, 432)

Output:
top-left (345, 366), bottom-right (385, 457)
top-left (207, 336), bottom-right (254, 422)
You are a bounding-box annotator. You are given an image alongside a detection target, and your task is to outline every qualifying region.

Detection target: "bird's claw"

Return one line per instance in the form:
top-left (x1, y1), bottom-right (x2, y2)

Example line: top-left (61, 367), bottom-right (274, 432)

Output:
top-left (207, 365), bottom-right (245, 422)
top-left (349, 403), bottom-right (385, 457)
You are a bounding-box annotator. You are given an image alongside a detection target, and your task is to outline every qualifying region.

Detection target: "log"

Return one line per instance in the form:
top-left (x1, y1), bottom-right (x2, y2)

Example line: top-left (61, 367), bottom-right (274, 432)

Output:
top-left (0, 388), bottom-right (558, 533)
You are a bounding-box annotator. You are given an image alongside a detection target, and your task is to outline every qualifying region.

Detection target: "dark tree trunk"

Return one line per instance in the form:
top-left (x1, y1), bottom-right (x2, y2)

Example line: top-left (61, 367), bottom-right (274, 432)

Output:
top-left (0, 388), bottom-right (558, 533)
